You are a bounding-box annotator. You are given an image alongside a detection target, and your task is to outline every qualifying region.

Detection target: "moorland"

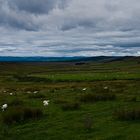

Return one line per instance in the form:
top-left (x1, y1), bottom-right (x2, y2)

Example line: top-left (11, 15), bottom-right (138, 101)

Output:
top-left (0, 56), bottom-right (140, 140)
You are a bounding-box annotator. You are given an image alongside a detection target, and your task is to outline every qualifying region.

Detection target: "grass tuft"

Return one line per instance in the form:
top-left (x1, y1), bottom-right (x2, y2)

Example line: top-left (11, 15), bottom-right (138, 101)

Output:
top-left (61, 101), bottom-right (80, 111)
top-left (83, 114), bottom-right (93, 131)
top-left (8, 98), bottom-right (24, 106)
top-left (1, 107), bottom-right (43, 125)
top-left (114, 108), bottom-right (140, 121)
top-left (28, 93), bottom-right (46, 99)
top-left (54, 98), bottom-right (70, 104)
top-left (80, 93), bottom-right (116, 103)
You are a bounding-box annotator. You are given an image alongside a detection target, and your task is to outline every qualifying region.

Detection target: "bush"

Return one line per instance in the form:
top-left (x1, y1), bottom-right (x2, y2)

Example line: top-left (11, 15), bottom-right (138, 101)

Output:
top-left (1, 107), bottom-right (43, 125)
top-left (80, 93), bottom-right (116, 103)
top-left (114, 108), bottom-right (140, 121)
top-left (61, 102), bottom-right (80, 111)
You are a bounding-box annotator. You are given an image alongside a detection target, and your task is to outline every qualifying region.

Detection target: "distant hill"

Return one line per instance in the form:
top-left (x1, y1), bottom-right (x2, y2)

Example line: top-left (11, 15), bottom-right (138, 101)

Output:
top-left (0, 56), bottom-right (139, 62)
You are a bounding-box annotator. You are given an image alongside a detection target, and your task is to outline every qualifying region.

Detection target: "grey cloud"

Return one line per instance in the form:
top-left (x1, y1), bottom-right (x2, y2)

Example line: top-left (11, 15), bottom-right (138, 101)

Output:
top-left (0, 0), bottom-right (140, 31)
top-left (8, 0), bottom-right (59, 14)
top-left (0, 29), bottom-right (140, 56)
top-left (0, 0), bottom-right (140, 56)
top-left (0, 0), bottom-right (68, 30)
top-left (0, 0), bottom-right (38, 30)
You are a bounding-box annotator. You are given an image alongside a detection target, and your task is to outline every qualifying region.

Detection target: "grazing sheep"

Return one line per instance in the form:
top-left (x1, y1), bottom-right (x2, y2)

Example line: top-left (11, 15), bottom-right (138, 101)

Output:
top-left (83, 88), bottom-right (87, 91)
top-left (34, 91), bottom-right (38, 94)
top-left (43, 100), bottom-right (49, 106)
top-left (1, 104), bottom-right (8, 111)
top-left (104, 86), bottom-right (108, 90)
top-left (9, 93), bottom-right (13, 96)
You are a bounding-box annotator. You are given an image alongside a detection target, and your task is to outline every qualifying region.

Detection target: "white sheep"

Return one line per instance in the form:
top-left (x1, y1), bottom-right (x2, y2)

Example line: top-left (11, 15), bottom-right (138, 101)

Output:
top-left (34, 91), bottom-right (38, 94)
top-left (43, 100), bottom-right (49, 106)
top-left (9, 93), bottom-right (13, 96)
top-left (104, 86), bottom-right (108, 90)
top-left (82, 88), bottom-right (87, 91)
top-left (1, 104), bottom-right (8, 111)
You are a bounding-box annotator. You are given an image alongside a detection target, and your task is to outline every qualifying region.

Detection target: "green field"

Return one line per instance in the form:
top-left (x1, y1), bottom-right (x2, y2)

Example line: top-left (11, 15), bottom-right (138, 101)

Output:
top-left (0, 57), bottom-right (140, 140)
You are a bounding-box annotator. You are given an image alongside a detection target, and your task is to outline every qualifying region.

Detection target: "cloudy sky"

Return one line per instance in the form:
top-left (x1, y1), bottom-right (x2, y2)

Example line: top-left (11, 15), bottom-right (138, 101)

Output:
top-left (0, 0), bottom-right (140, 57)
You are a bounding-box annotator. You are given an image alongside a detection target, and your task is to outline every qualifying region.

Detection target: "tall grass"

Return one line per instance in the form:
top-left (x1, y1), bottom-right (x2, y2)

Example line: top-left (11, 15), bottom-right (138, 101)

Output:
top-left (61, 102), bottom-right (80, 111)
top-left (1, 107), bottom-right (43, 125)
top-left (114, 108), bottom-right (140, 121)
top-left (28, 93), bottom-right (46, 99)
top-left (80, 93), bottom-right (116, 103)
top-left (83, 114), bottom-right (93, 131)
top-left (8, 98), bottom-right (24, 106)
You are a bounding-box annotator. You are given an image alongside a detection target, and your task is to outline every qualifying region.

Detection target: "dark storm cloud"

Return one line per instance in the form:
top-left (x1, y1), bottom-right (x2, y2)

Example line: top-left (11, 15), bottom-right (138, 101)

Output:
top-left (0, 0), bottom-right (68, 30)
top-left (8, 0), bottom-right (59, 14)
top-left (0, 0), bottom-right (38, 30)
top-left (1, 0), bottom-right (140, 31)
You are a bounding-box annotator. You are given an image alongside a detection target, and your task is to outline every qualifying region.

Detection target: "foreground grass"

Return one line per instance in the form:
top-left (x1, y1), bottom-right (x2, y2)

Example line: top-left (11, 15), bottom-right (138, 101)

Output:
top-left (0, 81), bottom-right (140, 140)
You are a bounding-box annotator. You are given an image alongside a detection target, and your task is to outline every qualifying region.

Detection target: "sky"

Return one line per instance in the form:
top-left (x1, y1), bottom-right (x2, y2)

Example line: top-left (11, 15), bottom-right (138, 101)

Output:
top-left (0, 0), bottom-right (140, 57)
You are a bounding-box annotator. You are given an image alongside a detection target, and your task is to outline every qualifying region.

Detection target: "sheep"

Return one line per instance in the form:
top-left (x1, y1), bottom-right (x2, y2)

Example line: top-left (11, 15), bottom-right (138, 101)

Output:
top-left (104, 86), bottom-right (108, 90)
top-left (34, 91), bottom-right (38, 94)
top-left (9, 93), bottom-right (13, 96)
top-left (43, 100), bottom-right (49, 106)
top-left (1, 104), bottom-right (8, 111)
top-left (82, 88), bottom-right (87, 91)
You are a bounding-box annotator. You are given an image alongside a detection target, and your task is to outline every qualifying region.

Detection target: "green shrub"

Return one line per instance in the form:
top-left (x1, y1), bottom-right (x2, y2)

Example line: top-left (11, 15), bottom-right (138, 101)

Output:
top-left (1, 107), bottom-right (43, 125)
top-left (61, 102), bottom-right (80, 111)
top-left (80, 93), bottom-right (116, 103)
top-left (114, 108), bottom-right (140, 121)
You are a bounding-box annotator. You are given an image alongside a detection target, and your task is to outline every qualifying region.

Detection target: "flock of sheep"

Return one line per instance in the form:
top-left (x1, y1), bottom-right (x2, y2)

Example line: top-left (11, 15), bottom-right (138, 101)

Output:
top-left (1, 87), bottom-right (108, 112)
top-left (1, 90), bottom-right (50, 112)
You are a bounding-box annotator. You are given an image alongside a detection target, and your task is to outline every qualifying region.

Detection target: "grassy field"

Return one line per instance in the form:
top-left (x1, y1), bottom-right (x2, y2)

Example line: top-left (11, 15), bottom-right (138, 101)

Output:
top-left (0, 57), bottom-right (140, 140)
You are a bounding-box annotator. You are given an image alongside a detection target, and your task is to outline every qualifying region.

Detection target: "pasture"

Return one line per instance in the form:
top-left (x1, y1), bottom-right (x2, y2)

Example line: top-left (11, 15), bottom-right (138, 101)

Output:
top-left (0, 57), bottom-right (140, 140)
